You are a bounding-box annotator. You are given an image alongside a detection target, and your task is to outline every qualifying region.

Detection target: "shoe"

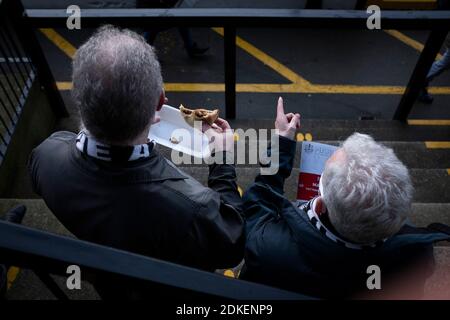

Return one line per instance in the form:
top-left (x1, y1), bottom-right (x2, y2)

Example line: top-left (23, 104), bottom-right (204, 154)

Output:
top-left (186, 42), bottom-right (209, 58)
top-left (418, 88), bottom-right (434, 104)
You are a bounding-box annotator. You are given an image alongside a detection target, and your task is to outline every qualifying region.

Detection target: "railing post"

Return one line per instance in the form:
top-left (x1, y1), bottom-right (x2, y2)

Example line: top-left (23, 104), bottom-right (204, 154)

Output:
top-left (354, 0), bottom-right (367, 10)
top-left (305, 0), bottom-right (323, 9)
top-left (393, 30), bottom-right (448, 121)
top-left (224, 26), bottom-right (236, 119)
top-left (4, 0), bottom-right (68, 118)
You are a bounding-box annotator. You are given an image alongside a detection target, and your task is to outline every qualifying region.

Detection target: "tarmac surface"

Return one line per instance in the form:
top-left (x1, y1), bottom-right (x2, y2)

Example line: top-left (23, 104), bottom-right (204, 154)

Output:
top-left (21, 0), bottom-right (450, 128)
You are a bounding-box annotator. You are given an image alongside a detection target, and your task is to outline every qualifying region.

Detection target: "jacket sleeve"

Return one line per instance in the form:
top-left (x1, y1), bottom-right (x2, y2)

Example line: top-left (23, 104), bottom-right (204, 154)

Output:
top-left (181, 188), bottom-right (245, 270)
top-left (207, 151), bottom-right (243, 213)
top-left (178, 153), bottom-right (245, 270)
top-left (242, 135), bottom-right (297, 234)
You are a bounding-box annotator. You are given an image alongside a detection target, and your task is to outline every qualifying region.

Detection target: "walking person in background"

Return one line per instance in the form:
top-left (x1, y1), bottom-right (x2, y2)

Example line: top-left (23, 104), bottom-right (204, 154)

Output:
top-left (136, 0), bottom-right (209, 58)
top-left (418, 33), bottom-right (450, 104)
top-left (418, 0), bottom-right (450, 103)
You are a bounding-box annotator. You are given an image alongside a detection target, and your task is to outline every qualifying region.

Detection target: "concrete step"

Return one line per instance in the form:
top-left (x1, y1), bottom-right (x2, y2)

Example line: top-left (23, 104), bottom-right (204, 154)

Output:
top-left (178, 167), bottom-right (450, 203)
top-left (425, 246), bottom-right (450, 299)
top-left (1, 198), bottom-right (449, 233)
top-left (228, 119), bottom-right (450, 142)
top-left (155, 140), bottom-right (450, 169)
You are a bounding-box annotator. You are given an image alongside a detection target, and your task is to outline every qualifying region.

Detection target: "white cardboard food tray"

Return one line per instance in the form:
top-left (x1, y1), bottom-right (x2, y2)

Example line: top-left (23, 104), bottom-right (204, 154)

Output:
top-left (148, 104), bottom-right (211, 159)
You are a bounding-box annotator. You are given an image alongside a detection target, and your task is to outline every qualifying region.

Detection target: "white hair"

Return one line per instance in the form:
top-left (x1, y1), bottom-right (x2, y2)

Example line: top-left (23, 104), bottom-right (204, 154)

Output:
top-left (321, 133), bottom-right (413, 244)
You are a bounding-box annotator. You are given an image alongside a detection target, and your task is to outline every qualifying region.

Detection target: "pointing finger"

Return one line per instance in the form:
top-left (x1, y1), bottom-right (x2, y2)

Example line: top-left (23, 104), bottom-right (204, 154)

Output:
top-left (276, 96), bottom-right (285, 117)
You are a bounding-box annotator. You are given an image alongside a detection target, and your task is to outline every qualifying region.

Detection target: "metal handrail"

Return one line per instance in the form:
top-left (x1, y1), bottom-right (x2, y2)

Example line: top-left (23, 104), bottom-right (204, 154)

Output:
top-left (0, 219), bottom-right (311, 300)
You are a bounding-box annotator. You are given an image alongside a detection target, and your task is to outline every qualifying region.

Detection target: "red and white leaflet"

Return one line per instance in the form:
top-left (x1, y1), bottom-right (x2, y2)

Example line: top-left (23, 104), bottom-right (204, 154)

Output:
top-left (297, 142), bottom-right (338, 202)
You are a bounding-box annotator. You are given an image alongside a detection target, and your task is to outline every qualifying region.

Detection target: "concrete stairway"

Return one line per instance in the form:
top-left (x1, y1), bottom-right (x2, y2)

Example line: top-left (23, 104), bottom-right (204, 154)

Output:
top-left (1, 119), bottom-right (449, 299)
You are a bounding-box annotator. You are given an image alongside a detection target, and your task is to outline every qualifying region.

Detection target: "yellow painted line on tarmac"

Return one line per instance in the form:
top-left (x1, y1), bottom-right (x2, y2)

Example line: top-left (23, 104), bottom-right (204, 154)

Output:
top-left (7, 266), bottom-right (20, 290)
top-left (408, 119), bottom-right (450, 126)
top-left (211, 27), bottom-right (312, 87)
top-left (56, 81), bottom-right (73, 90)
top-left (384, 30), bottom-right (443, 61)
top-left (223, 270), bottom-right (235, 278)
top-left (308, 84), bottom-right (405, 94)
top-left (425, 141), bottom-right (450, 149)
top-left (57, 81), bottom-right (450, 95)
top-left (48, 28), bottom-right (450, 95)
top-left (165, 83), bottom-right (224, 92)
top-left (40, 28), bottom-right (76, 59)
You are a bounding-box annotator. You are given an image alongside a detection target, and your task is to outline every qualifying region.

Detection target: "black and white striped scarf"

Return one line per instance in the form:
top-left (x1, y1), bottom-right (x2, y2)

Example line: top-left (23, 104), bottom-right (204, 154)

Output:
top-left (298, 199), bottom-right (385, 250)
top-left (75, 131), bottom-right (154, 162)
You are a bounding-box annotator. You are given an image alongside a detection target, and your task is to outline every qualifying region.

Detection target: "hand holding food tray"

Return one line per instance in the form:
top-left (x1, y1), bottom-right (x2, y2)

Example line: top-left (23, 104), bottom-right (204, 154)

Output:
top-left (148, 104), bottom-right (219, 159)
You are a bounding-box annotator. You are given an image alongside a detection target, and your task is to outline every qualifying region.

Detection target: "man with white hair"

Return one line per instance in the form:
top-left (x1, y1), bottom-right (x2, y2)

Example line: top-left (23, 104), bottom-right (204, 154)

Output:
top-left (240, 97), bottom-right (450, 299)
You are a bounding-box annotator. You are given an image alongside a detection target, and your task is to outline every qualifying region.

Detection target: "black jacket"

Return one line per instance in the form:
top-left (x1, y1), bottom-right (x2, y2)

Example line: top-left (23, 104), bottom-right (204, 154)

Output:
top-left (28, 131), bottom-right (245, 273)
top-left (241, 135), bottom-right (450, 299)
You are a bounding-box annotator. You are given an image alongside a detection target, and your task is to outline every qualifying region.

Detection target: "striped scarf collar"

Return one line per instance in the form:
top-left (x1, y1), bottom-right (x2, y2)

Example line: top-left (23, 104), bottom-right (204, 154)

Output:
top-left (298, 198), bottom-right (385, 250)
top-left (76, 131), bottom-right (154, 162)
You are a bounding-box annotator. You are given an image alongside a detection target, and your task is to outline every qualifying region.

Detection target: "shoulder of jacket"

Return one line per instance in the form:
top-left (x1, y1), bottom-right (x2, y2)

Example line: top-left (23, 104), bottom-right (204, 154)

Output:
top-left (47, 131), bottom-right (77, 142)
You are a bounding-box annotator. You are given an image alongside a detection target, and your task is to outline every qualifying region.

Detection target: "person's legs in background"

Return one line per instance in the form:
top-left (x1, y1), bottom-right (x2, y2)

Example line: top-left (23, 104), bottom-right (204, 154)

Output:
top-left (178, 28), bottom-right (209, 58)
top-left (419, 48), bottom-right (450, 104)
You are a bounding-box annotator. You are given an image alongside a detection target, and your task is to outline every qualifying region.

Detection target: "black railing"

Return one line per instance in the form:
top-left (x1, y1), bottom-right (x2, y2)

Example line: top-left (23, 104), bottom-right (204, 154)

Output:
top-left (0, 1), bottom-right (35, 165)
top-left (0, 216), bottom-right (310, 300)
top-left (0, 0), bottom-right (68, 166)
top-left (21, 7), bottom-right (450, 120)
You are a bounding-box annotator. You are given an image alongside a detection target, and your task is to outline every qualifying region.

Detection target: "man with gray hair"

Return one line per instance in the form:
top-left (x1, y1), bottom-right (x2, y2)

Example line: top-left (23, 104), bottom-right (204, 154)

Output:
top-left (240, 98), bottom-right (450, 298)
top-left (28, 26), bottom-right (244, 298)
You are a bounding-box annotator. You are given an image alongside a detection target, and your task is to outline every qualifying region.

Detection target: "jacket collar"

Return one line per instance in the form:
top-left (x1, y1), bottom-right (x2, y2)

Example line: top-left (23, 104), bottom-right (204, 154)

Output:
top-left (71, 139), bottom-right (188, 183)
top-left (76, 131), bottom-right (154, 163)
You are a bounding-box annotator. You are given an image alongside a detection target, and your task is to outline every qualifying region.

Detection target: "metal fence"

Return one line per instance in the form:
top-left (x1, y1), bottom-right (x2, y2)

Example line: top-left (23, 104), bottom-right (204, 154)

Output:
top-left (0, 3), bottom-right (35, 165)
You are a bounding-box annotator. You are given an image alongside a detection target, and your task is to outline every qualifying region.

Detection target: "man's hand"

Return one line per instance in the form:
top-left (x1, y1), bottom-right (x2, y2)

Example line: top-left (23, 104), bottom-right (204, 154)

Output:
top-left (275, 97), bottom-right (300, 140)
top-left (203, 118), bottom-right (234, 153)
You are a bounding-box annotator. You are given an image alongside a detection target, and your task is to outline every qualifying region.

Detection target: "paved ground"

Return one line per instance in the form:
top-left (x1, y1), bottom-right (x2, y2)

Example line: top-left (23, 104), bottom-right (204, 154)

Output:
top-left (21, 0), bottom-right (450, 131)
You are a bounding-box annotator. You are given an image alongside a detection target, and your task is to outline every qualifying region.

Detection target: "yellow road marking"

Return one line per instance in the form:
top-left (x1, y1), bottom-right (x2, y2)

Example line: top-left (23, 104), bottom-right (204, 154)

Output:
top-left (211, 27), bottom-right (311, 86)
top-left (224, 269), bottom-right (235, 278)
top-left (40, 28), bottom-right (76, 59)
top-left (408, 119), bottom-right (450, 126)
top-left (425, 141), bottom-right (450, 149)
top-left (47, 28), bottom-right (450, 95)
top-left (384, 30), bottom-right (443, 61)
top-left (7, 266), bottom-right (20, 291)
top-left (57, 81), bottom-right (450, 94)
top-left (307, 84), bottom-right (405, 94)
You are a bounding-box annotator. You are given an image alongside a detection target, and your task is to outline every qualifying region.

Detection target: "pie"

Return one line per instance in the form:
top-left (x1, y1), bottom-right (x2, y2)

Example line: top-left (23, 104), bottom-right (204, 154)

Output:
top-left (179, 104), bottom-right (219, 127)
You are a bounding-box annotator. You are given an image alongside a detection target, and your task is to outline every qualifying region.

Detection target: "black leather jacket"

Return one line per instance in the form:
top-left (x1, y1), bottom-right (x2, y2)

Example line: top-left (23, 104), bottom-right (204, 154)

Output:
top-left (28, 131), bottom-right (245, 272)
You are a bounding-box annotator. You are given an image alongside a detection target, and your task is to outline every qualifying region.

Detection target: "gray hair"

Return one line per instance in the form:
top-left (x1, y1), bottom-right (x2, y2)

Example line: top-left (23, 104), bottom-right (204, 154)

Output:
top-left (72, 25), bottom-right (163, 144)
top-left (321, 133), bottom-right (413, 244)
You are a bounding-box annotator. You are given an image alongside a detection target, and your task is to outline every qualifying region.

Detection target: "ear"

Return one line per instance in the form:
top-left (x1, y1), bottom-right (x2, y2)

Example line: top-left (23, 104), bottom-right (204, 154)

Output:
top-left (156, 91), bottom-right (165, 112)
top-left (315, 196), bottom-right (327, 215)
